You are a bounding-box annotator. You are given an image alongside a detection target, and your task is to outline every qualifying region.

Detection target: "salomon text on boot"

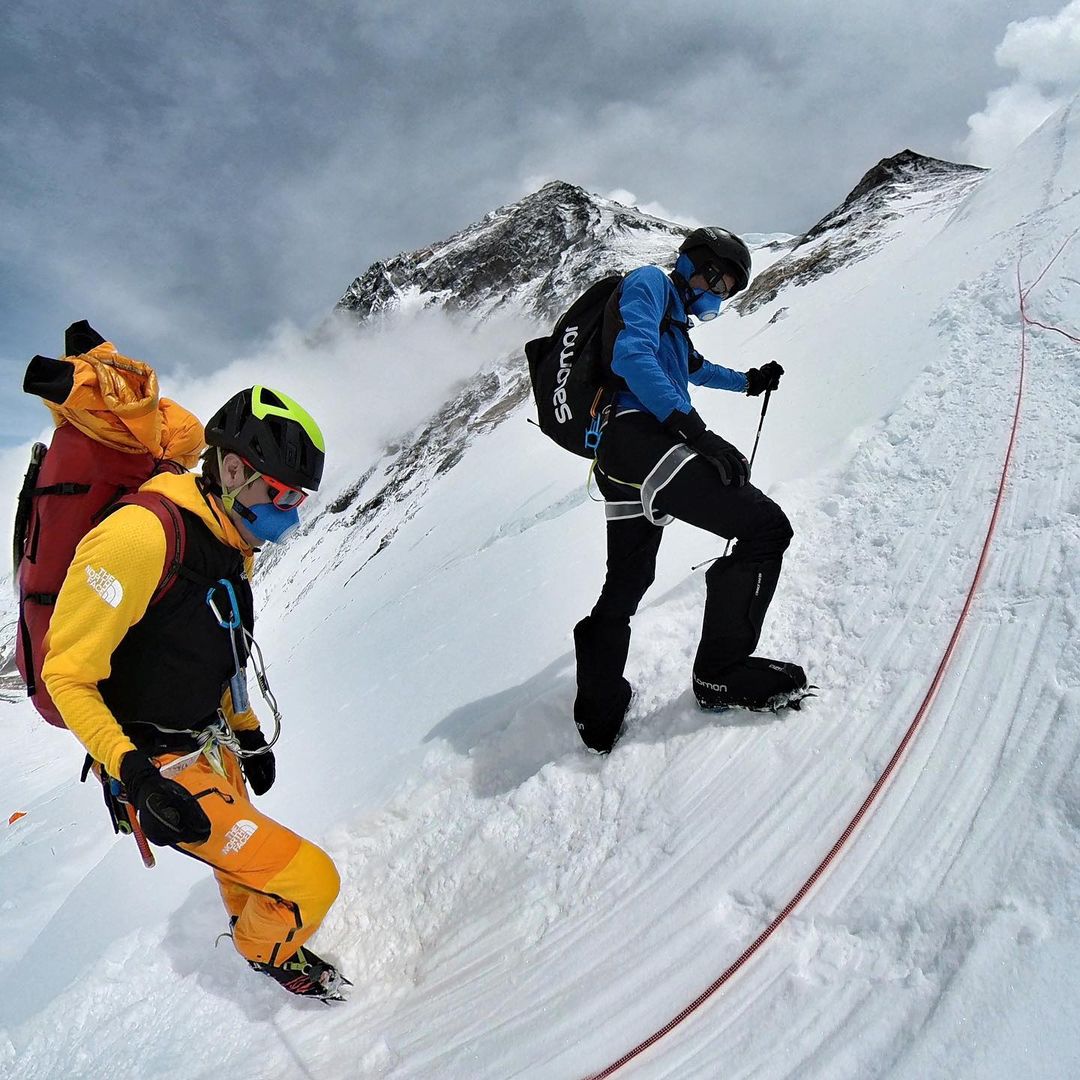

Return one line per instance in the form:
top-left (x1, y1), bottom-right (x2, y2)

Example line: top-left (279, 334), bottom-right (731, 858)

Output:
top-left (693, 656), bottom-right (809, 712)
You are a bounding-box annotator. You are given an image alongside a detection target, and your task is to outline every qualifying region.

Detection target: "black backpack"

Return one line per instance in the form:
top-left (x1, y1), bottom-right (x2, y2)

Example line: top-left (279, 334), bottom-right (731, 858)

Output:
top-left (525, 275), bottom-right (625, 458)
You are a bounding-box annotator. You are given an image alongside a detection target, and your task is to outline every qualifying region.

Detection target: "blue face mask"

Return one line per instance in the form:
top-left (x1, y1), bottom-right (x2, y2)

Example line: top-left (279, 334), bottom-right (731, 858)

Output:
top-left (675, 253), bottom-right (724, 321)
top-left (687, 289), bottom-right (723, 321)
top-left (219, 451), bottom-right (302, 545)
top-left (236, 499), bottom-right (300, 544)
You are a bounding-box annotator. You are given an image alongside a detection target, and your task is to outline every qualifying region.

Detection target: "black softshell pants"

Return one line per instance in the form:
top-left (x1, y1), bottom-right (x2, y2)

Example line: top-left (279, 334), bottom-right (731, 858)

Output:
top-left (575, 411), bottom-right (793, 732)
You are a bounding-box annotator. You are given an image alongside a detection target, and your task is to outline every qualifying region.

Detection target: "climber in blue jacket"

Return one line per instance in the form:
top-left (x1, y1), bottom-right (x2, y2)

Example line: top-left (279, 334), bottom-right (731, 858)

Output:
top-left (574, 227), bottom-right (807, 753)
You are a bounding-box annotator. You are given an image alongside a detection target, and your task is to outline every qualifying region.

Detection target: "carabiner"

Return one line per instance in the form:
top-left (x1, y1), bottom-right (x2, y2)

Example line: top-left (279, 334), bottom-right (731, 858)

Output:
top-left (206, 578), bottom-right (242, 629)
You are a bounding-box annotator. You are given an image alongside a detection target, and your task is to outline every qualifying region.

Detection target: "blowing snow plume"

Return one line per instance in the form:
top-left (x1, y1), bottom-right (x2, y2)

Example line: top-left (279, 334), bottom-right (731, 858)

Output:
top-left (961, 1), bottom-right (1080, 166)
top-left (169, 308), bottom-right (536, 497)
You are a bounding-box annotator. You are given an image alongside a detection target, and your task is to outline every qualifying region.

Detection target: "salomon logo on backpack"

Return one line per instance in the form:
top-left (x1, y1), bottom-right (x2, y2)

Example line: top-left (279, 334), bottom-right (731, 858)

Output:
top-left (525, 275), bottom-right (624, 458)
top-left (553, 326), bottom-right (578, 425)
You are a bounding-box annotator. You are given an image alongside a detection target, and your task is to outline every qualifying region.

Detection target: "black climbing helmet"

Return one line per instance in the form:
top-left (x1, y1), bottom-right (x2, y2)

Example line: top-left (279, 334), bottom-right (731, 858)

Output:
top-left (678, 227), bottom-right (752, 296)
top-left (204, 386), bottom-right (325, 491)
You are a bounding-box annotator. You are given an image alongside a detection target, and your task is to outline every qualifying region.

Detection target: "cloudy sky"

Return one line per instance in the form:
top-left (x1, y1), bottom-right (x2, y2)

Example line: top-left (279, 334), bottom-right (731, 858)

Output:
top-left (4, 0), bottom-right (1078, 446)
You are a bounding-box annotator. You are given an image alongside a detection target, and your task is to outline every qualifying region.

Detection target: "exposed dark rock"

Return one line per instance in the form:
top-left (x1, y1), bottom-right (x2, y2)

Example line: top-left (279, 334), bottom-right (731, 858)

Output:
top-left (0, 621), bottom-right (23, 702)
top-left (303, 355), bottom-right (532, 577)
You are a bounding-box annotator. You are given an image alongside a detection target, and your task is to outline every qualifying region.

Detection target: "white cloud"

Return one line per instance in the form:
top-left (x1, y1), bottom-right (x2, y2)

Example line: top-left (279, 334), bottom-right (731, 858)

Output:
top-left (603, 189), bottom-right (702, 228)
top-left (162, 308), bottom-right (535, 496)
top-left (996, 0), bottom-right (1080, 85)
top-left (961, 1), bottom-right (1080, 166)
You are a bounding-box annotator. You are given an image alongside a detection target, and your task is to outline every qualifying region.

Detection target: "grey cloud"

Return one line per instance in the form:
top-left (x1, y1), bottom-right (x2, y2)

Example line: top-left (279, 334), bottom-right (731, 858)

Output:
top-left (1, 0), bottom-right (1061, 445)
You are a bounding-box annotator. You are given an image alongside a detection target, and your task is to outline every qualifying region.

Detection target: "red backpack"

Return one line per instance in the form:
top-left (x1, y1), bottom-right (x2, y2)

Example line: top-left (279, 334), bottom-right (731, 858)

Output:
top-left (13, 322), bottom-right (202, 728)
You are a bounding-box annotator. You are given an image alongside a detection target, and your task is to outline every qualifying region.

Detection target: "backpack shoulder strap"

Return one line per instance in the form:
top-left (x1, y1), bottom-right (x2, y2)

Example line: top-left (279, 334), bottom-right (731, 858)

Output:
top-left (600, 275), bottom-right (631, 396)
top-left (111, 492), bottom-right (188, 605)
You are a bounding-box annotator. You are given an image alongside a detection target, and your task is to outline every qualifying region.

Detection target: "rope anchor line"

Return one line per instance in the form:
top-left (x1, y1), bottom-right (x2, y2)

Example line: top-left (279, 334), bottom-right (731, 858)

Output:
top-left (1020, 229), bottom-right (1080, 344)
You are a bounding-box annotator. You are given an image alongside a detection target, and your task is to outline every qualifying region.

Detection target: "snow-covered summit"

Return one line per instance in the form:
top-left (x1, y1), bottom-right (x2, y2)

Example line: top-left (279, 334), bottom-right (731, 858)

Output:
top-left (336, 180), bottom-right (687, 323)
top-left (337, 153), bottom-right (988, 336)
top-left (803, 148), bottom-right (984, 244)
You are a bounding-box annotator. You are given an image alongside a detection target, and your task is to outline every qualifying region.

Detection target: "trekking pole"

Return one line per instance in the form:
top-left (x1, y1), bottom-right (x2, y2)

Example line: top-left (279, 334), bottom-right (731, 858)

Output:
top-left (722, 389), bottom-right (772, 559)
top-left (746, 388), bottom-right (772, 470)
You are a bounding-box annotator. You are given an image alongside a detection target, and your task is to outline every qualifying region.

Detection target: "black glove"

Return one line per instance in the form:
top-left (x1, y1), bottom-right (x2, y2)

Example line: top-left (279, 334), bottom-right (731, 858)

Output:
top-left (119, 750), bottom-right (212, 847)
top-left (663, 408), bottom-right (749, 487)
top-left (745, 360), bottom-right (784, 396)
top-left (235, 728), bottom-right (276, 796)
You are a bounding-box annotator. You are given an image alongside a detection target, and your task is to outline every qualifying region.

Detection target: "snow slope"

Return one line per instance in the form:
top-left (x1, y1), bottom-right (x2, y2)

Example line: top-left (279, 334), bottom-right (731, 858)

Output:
top-left (3, 100), bottom-right (1080, 1079)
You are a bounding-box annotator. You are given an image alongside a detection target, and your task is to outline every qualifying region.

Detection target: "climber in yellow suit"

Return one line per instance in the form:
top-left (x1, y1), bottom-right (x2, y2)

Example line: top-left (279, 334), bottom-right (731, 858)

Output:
top-left (43, 382), bottom-right (343, 1000)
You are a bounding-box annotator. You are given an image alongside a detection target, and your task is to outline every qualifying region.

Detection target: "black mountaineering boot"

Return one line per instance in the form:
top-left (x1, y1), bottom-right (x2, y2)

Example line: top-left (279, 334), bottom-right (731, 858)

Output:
top-left (250, 945), bottom-right (351, 1001)
top-left (693, 557), bottom-right (807, 710)
top-left (574, 615), bottom-right (633, 753)
top-left (693, 657), bottom-right (808, 711)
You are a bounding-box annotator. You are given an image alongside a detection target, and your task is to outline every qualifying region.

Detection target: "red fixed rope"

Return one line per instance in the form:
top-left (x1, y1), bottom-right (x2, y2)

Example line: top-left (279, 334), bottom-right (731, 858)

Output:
top-left (584, 246), bottom-right (1059, 1079)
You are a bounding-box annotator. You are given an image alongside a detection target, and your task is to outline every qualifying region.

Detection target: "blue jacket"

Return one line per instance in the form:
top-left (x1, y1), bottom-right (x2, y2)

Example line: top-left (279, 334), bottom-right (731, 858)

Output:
top-left (610, 265), bottom-right (747, 422)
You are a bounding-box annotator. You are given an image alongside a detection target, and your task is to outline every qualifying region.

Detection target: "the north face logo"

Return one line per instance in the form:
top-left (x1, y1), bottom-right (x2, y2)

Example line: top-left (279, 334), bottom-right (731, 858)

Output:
top-left (222, 820), bottom-right (259, 855)
top-left (85, 566), bottom-right (123, 608)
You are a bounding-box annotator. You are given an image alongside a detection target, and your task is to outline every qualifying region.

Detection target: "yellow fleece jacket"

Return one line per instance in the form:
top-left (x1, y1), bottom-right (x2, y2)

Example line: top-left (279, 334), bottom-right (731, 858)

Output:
top-left (42, 472), bottom-right (259, 777)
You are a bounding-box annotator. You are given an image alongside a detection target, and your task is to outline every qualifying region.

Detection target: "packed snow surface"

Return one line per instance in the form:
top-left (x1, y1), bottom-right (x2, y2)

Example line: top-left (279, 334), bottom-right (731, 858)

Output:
top-left (3, 100), bottom-right (1080, 1078)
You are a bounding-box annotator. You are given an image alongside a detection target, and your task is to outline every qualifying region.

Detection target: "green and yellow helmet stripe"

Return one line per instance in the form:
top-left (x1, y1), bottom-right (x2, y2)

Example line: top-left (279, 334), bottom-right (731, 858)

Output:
top-left (251, 385), bottom-right (326, 453)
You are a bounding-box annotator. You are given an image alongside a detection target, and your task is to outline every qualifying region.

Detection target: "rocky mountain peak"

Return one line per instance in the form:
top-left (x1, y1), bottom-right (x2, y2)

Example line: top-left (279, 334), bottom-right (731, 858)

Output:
top-left (335, 181), bottom-right (687, 324)
top-left (736, 149), bottom-right (987, 315)
top-left (800, 149), bottom-right (986, 245)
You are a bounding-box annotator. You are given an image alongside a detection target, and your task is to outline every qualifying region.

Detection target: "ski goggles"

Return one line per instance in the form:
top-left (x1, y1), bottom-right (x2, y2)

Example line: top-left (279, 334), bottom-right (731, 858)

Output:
top-left (240, 458), bottom-right (309, 510)
top-left (700, 263), bottom-right (734, 298)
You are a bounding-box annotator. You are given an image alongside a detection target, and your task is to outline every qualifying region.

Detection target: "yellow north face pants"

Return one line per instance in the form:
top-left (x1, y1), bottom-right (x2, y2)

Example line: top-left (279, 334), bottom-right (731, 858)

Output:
top-left (156, 746), bottom-right (341, 967)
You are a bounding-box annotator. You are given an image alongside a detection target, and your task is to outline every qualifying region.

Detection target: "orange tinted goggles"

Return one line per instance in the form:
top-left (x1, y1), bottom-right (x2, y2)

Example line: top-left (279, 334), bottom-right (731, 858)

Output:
top-left (265, 477), bottom-right (307, 510)
top-left (241, 459), bottom-right (308, 510)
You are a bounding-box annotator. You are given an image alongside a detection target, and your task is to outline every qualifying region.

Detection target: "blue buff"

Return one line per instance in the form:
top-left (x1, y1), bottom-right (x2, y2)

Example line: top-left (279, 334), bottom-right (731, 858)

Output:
top-left (687, 290), bottom-right (722, 321)
top-left (677, 254), bottom-right (723, 320)
top-left (244, 502), bottom-right (300, 544)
